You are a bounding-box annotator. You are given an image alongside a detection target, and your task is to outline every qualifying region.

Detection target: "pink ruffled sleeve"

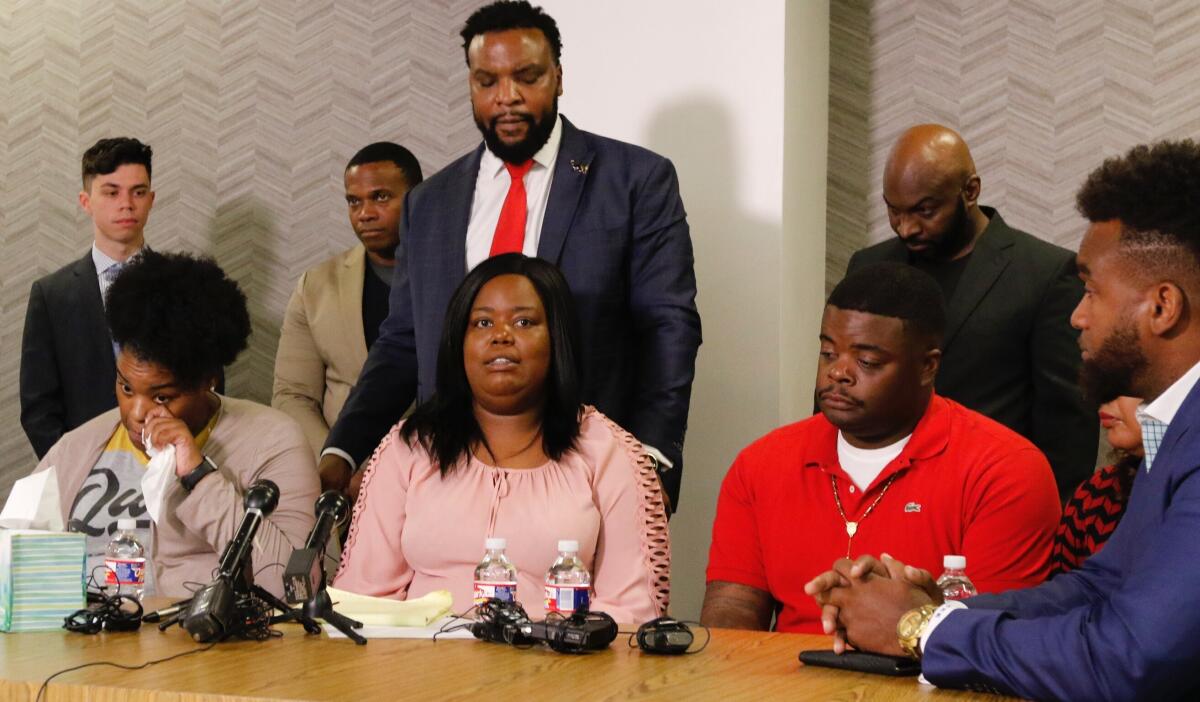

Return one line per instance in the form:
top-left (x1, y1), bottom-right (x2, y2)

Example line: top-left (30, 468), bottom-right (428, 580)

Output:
top-left (583, 409), bottom-right (672, 623)
top-left (333, 426), bottom-right (414, 599)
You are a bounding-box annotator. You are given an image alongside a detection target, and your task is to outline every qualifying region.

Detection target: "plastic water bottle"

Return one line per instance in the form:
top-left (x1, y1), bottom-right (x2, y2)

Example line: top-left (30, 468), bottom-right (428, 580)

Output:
top-left (473, 537), bottom-right (518, 605)
top-left (104, 519), bottom-right (146, 601)
top-left (936, 555), bottom-right (977, 601)
top-left (544, 540), bottom-right (591, 615)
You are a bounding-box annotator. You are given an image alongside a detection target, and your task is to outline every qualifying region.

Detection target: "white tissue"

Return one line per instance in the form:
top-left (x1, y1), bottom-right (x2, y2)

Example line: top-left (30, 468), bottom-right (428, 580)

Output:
top-left (141, 428), bottom-right (177, 524)
top-left (0, 466), bottom-right (64, 531)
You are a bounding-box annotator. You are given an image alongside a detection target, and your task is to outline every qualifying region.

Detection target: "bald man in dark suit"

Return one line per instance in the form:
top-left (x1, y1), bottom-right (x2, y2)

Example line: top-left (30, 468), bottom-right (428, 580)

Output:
top-left (847, 124), bottom-right (1096, 500)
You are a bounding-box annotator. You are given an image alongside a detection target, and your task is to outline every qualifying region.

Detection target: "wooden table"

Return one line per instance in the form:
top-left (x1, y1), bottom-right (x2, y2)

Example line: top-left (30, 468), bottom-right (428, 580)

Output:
top-left (0, 614), bottom-right (1014, 701)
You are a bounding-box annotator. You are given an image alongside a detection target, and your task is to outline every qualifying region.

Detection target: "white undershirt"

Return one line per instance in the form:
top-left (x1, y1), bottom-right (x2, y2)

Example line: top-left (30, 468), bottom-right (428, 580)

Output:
top-left (836, 431), bottom-right (911, 491)
top-left (464, 115), bottom-right (564, 271)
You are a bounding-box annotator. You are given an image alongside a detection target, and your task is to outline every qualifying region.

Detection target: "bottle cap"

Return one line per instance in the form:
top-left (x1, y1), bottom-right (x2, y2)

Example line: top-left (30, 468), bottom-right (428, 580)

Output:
top-left (117, 518), bottom-right (137, 531)
top-left (485, 537), bottom-right (507, 550)
top-left (943, 555), bottom-right (966, 569)
top-left (558, 539), bottom-right (579, 552)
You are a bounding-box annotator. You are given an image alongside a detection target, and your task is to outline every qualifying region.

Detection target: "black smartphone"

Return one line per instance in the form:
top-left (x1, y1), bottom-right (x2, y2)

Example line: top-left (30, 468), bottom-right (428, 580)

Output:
top-left (798, 649), bottom-right (922, 677)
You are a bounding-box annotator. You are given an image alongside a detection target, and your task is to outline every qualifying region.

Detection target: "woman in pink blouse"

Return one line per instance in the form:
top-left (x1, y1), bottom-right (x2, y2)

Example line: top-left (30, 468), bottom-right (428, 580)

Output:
top-left (335, 254), bottom-right (670, 623)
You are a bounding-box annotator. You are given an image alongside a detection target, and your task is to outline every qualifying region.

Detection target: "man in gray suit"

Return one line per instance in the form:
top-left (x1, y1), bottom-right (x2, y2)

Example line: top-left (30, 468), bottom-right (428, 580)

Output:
top-left (21, 138), bottom-right (156, 459)
top-left (847, 124), bottom-right (1096, 500)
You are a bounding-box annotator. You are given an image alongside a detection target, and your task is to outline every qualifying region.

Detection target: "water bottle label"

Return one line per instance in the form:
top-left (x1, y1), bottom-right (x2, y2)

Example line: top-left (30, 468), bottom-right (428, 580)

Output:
top-left (473, 581), bottom-right (517, 605)
top-left (544, 584), bottom-right (590, 613)
top-left (104, 558), bottom-right (146, 586)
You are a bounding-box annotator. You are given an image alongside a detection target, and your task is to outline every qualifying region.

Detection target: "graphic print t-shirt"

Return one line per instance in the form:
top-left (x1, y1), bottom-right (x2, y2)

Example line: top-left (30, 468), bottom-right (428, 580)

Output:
top-left (67, 416), bottom-right (216, 594)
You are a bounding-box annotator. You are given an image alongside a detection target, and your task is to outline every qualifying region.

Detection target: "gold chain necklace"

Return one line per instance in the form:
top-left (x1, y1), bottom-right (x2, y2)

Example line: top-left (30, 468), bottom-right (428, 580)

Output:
top-left (829, 474), bottom-right (898, 558)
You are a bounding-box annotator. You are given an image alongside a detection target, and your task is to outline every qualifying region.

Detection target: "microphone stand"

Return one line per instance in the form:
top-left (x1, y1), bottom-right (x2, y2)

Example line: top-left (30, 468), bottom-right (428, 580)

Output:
top-left (260, 584), bottom-right (323, 636)
top-left (164, 551), bottom-right (324, 639)
top-left (220, 548), bottom-right (324, 637)
top-left (299, 544), bottom-right (366, 644)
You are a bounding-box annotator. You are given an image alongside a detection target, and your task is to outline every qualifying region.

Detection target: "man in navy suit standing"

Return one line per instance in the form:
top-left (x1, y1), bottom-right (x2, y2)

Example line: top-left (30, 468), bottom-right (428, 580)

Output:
top-left (803, 140), bottom-right (1200, 700)
top-left (319, 0), bottom-right (701, 509)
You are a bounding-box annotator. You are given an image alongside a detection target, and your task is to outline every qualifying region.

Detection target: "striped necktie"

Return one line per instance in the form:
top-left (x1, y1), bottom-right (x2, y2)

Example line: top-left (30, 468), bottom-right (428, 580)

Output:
top-left (101, 261), bottom-right (125, 299)
top-left (102, 262), bottom-right (126, 359)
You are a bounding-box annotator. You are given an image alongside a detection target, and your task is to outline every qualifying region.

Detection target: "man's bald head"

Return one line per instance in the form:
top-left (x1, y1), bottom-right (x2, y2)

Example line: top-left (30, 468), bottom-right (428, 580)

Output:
top-left (885, 124), bottom-right (977, 191)
top-left (882, 124), bottom-right (987, 260)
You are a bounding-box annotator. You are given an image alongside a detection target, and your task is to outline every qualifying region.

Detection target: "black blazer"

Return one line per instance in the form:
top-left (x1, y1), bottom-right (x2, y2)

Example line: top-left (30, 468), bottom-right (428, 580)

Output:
top-left (326, 116), bottom-right (702, 507)
top-left (20, 252), bottom-right (118, 458)
top-left (19, 251), bottom-right (225, 459)
top-left (847, 208), bottom-right (1097, 500)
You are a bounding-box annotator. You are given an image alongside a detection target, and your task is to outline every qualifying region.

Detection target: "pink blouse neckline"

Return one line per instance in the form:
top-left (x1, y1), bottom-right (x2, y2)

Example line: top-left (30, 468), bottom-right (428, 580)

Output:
top-left (467, 454), bottom-right (555, 473)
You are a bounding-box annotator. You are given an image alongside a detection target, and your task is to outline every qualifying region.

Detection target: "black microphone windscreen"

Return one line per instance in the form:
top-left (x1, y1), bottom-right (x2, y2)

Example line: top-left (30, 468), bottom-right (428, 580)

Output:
top-left (244, 479), bottom-right (280, 515)
top-left (314, 490), bottom-right (349, 521)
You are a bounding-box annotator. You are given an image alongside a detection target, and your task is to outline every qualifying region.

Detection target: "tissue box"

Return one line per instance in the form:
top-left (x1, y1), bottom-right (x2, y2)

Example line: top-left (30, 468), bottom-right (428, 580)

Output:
top-left (0, 530), bottom-right (85, 632)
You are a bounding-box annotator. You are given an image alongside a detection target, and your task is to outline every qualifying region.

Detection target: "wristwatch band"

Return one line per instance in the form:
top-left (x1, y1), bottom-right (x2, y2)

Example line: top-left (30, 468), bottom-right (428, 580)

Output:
top-left (180, 455), bottom-right (218, 492)
top-left (896, 603), bottom-right (939, 659)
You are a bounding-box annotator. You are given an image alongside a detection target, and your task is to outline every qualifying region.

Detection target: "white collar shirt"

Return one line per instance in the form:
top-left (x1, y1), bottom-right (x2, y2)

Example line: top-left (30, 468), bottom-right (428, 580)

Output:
top-left (1139, 358), bottom-right (1200, 427)
top-left (464, 114), bottom-right (563, 271)
top-left (1137, 358), bottom-right (1200, 471)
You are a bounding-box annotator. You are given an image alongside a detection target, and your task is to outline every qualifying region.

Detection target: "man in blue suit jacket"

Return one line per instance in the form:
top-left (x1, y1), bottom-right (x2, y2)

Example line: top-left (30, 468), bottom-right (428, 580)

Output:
top-left (318, 1), bottom-right (700, 508)
top-left (803, 139), bottom-right (1200, 700)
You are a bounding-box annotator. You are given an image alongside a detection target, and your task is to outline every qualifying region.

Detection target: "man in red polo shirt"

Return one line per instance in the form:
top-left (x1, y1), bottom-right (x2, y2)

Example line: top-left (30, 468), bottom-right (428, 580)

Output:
top-left (700, 262), bottom-right (1060, 633)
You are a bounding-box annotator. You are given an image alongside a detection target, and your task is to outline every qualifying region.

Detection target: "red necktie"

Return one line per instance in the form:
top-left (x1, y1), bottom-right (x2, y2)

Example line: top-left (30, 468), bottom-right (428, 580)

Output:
top-left (489, 160), bottom-right (535, 256)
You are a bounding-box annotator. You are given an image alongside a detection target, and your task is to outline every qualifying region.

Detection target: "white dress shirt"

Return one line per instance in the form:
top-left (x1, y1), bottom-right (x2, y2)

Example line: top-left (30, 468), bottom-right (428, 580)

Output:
top-left (1140, 358), bottom-right (1200, 427)
top-left (1137, 358), bottom-right (1200, 471)
top-left (464, 115), bottom-right (563, 271)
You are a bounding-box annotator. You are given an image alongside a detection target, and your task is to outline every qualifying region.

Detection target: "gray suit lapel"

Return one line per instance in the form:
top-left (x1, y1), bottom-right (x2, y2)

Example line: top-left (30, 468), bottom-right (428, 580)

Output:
top-left (538, 116), bottom-right (594, 265)
top-left (73, 253), bottom-right (114, 364)
top-left (942, 214), bottom-right (1015, 350)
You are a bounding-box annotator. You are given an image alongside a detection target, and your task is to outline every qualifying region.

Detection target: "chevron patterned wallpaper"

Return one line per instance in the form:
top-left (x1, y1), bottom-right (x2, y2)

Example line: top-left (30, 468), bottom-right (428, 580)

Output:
top-left (6, 1), bottom-right (1200, 499)
top-left (826, 0), bottom-right (1200, 292)
top-left (0, 1), bottom-right (485, 495)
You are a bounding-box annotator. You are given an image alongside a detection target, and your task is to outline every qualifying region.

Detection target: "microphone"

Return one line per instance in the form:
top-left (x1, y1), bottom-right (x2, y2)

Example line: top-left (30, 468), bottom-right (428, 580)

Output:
top-left (527, 610), bottom-right (618, 653)
top-left (283, 491), bottom-right (349, 604)
top-left (215, 480), bottom-right (280, 580)
top-left (142, 600), bottom-right (190, 624)
top-left (182, 480), bottom-right (280, 642)
top-left (471, 599), bottom-right (617, 653)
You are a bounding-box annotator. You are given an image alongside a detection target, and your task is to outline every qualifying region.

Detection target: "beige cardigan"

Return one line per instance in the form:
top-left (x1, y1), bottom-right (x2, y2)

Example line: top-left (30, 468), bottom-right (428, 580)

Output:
top-left (34, 396), bottom-right (319, 599)
top-left (272, 245), bottom-right (370, 456)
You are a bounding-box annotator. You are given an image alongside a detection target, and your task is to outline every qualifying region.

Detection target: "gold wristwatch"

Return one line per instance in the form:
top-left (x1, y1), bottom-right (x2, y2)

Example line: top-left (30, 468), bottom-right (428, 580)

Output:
top-left (896, 603), bottom-right (939, 659)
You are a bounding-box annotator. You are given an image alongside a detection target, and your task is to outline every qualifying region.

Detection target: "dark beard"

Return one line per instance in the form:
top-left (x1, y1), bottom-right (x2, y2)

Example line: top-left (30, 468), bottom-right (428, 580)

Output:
top-left (1079, 322), bottom-right (1148, 404)
top-left (927, 198), bottom-right (974, 260)
top-left (476, 103), bottom-right (558, 164)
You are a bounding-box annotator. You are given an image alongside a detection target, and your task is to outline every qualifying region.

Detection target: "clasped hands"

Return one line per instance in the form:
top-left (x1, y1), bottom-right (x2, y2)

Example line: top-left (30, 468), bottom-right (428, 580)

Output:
top-left (802, 553), bottom-right (943, 657)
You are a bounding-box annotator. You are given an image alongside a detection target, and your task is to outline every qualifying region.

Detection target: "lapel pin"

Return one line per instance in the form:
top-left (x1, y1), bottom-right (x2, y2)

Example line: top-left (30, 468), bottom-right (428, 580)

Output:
top-left (570, 159), bottom-right (589, 175)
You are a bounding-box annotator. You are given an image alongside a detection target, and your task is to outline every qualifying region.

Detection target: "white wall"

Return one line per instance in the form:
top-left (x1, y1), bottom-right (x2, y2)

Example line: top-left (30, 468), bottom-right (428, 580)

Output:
top-left (541, 0), bottom-right (829, 619)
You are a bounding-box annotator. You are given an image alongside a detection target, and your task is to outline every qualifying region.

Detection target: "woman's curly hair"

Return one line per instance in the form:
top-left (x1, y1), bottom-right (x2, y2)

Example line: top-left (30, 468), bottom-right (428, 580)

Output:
top-left (105, 250), bottom-right (250, 388)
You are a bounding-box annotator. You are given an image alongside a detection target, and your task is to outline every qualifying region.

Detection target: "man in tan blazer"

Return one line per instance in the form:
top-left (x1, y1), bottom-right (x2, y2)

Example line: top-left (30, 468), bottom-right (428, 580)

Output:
top-left (273, 142), bottom-right (423, 455)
